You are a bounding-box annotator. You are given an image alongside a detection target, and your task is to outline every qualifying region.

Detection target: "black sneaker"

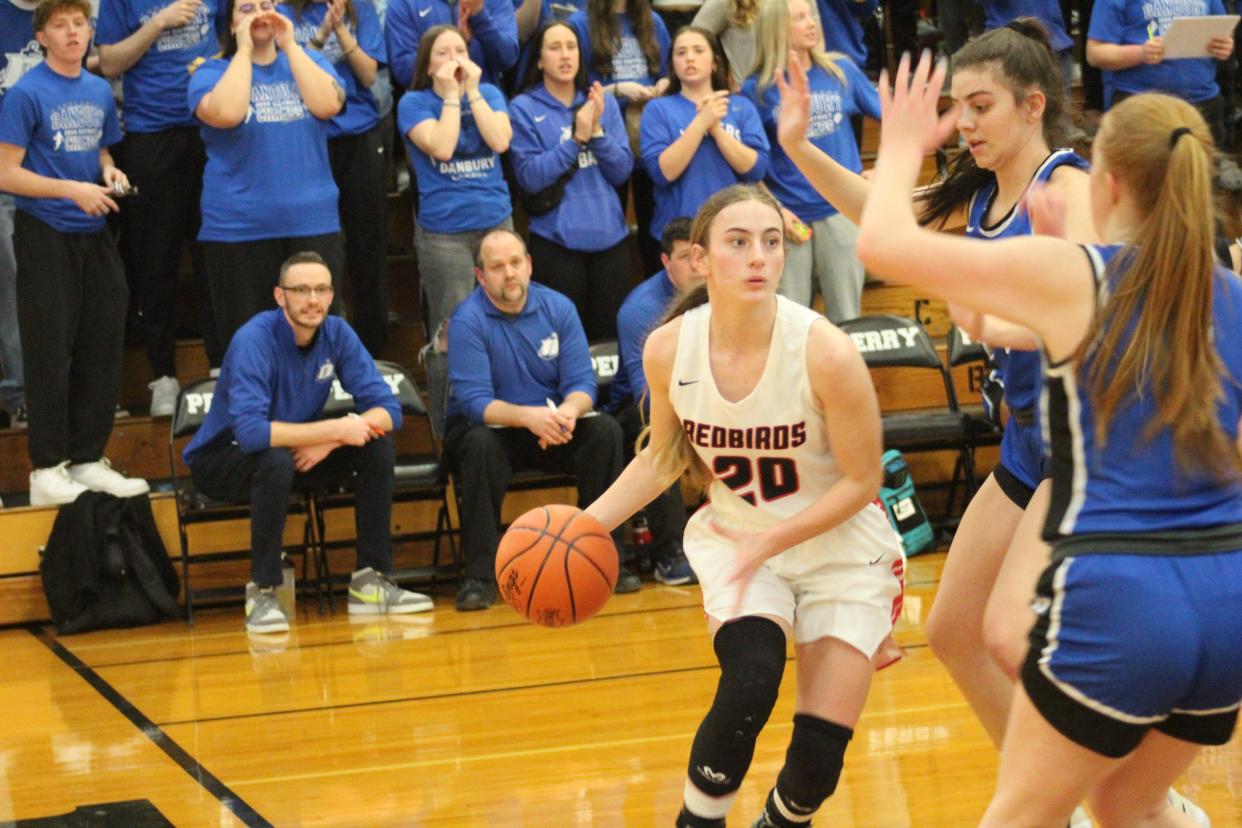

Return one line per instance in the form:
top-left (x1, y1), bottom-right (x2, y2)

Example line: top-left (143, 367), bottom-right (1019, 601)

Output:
top-left (614, 565), bottom-right (641, 594)
top-left (455, 577), bottom-right (498, 612)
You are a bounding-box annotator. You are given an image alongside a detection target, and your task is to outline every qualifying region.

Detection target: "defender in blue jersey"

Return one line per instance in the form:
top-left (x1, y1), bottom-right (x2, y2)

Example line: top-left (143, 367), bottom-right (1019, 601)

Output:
top-left (859, 53), bottom-right (1242, 826)
top-left (775, 26), bottom-right (1113, 814)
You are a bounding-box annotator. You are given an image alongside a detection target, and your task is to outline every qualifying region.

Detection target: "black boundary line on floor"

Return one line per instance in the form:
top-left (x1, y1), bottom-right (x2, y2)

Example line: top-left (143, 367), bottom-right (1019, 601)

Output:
top-left (78, 574), bottom-right (942, 670)
top-left (27, 625), bottom-right (274, 828)
top-left (156, 643), bottom-right (931, 729)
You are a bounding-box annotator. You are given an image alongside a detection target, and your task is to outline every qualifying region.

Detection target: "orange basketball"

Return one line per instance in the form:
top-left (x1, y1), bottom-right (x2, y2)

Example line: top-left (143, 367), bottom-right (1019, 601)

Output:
top-left (495, 504), bottom-right (619, 628)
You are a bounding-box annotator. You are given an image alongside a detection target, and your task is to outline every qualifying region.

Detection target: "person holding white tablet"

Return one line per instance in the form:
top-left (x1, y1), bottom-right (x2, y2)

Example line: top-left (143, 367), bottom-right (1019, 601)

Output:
top-left (1086, 0), bottom-right (1235, 142)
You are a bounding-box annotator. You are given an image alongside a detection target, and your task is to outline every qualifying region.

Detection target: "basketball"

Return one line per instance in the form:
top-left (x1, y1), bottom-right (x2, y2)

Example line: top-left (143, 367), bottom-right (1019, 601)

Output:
top-left (495, 504), bottom-right (619, 628)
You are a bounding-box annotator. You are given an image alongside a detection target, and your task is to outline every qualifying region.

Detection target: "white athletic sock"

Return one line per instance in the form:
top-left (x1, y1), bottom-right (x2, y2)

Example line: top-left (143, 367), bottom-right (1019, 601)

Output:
top-left (682, 779), bottom-right (736, 820)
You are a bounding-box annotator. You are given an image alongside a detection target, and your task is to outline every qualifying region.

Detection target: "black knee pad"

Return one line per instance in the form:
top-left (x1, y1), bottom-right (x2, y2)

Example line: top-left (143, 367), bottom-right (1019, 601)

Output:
top-left (686, 617), bottom-right (787, 797)
top-left (773, 714), bottom-right (853, 816)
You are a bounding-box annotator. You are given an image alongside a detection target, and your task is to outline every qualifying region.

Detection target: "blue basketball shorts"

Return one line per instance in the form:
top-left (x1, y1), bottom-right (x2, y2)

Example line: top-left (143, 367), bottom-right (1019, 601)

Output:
top-left (994, 417), bottom-right (1047, 508)
top-left (1022, 549), bottom-right (1242, 758)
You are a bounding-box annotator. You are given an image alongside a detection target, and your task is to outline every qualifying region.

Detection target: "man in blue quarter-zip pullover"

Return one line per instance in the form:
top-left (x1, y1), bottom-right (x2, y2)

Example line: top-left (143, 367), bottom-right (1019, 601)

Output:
top-left (443, 228), bottom-right (638, 611)
top-left (184, 252), bottom-right (432, 634)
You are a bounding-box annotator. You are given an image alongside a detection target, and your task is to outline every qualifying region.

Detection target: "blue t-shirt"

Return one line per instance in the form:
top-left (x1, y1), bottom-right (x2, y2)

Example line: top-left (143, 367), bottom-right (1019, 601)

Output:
top-left (816, 0), bottom-right (878, 67)
top-left (611, 268), bottom-right (678, 411)
top-left (966, 148), bottom-right (1090, 414)
top-left (446, 281), bottom-right (597, 423)
top-left (95, 0), bottom-right (226, 132)
top-left (640, 92), bottom-right (769, 241)
top-left (281, 0), bottom-right (387, 138)
top-left (184, 309), bottom-right (402, 463)
top-left (509, 83), bottom-right (632, 251)
top-left (1042, 244), bottom-right (1242, 538)
top-left (187, 51), bottom-right (342, 241)
top-left (1087, 0), bottom-right (1224, 104)
top-left (385, 0), bottom-right (518, 89)
top-left (397, 83), bottom-right (511, 233)
top-left (0, 62), bottom-right (122, 233)
top-left (568, 10), bottom-right (669, 93)
top-left (0, 0), bottom-right (39, 122)
top-left (742, 59), bottom-right (878, 222)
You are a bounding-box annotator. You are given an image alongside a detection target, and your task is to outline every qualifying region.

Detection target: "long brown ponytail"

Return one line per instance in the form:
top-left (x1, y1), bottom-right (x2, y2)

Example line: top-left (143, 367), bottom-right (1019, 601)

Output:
top-left (1084, 93), bottom-right (1239, 477)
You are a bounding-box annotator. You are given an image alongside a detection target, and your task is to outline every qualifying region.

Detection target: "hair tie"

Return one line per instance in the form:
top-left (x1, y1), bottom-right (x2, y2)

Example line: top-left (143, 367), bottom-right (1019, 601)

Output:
top-left (1170, 126), bottom-right (1193, 149)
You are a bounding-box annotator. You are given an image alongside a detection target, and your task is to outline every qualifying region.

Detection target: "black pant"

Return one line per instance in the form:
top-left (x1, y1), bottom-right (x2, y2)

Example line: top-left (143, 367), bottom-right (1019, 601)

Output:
top-left (14, 211), bottom-right (128, 468)
top-left (202, 233), bottom-right (344, 352)
top-left (189, 438), bottom-right (396, 587)
top-left (329, 122), bottom-right (389, 358)
top-left (616, 402), bottom-right (687, 556)
top-left (444, 414), bottom-right (626, 581)
top-left (122, 127), bottom-right (223, 374)
top-left (528, 234), bottom-right (633, 342)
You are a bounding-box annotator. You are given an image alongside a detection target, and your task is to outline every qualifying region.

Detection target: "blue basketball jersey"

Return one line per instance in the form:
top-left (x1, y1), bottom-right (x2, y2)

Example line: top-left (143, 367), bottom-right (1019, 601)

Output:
top-left (1041, 244), bottom-right (1242, 542)
top-left (966, 148), bottom-right (1090, 414)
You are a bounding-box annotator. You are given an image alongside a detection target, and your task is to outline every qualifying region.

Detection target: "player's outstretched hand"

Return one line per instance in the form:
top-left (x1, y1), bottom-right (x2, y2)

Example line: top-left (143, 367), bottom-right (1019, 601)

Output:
top-left (774, 51), bottom-right (810, 151)
top-left (877, 50), bottom-right (957, 160)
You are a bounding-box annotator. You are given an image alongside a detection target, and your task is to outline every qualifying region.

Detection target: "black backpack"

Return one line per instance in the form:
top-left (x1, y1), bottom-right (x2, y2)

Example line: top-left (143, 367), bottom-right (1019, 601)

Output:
top-left (40, 492), bottom-right (182, 634)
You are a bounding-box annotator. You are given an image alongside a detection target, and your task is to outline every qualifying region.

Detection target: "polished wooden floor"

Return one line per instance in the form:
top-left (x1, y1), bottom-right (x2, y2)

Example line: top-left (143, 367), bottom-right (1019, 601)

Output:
top-left (1, 552), bottom-right (1238, 827)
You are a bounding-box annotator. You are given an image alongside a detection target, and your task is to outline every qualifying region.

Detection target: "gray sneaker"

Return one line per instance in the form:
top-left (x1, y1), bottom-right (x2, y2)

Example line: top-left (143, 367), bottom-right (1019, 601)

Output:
top-left (148, 375), bottom-right (180, 418)
top-left (245, 583), bottom-right (290, 633)
top-left (348, 567), bottom-right (433, 615)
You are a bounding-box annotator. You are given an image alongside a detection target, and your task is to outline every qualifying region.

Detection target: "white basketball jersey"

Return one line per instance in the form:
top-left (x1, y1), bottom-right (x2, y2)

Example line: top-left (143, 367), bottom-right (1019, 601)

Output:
top-left (669, 296), bottom-right (844, 523)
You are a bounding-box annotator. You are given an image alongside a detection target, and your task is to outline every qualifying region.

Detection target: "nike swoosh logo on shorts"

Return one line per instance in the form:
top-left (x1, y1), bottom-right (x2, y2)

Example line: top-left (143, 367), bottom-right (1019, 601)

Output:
top-left (677, 379), bottom-right (698, 386)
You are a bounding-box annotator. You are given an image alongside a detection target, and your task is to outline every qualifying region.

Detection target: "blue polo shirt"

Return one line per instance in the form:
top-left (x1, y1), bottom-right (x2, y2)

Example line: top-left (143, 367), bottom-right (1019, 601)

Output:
top-left (742, 60), bottom-right (877, 222)
top-left (446, 281), bottom-right (596, 423)
top-left (639, 92), bottom-right (768, 241)
top-left (281, 0), bottom-right (387, 138)
top-left (184, 309), bottom-right (401, 463)
top-left (95, 0), bottom-right (227, 132)
top-left (0, 62), bottom-right (122, 233)
top-left (398, 83), bottom-right (511, 233)
top-left (611, 268), bottom-right (678, 412)
top-left (187, 51), bottom-right (342, 241)
top-left (1087, 0), bottom-right (1224, 104)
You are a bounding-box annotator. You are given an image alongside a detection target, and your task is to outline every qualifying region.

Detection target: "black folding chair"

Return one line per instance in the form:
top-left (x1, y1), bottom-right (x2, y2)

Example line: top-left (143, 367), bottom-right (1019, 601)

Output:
top-left (841, 315), bottom-right (981, 522)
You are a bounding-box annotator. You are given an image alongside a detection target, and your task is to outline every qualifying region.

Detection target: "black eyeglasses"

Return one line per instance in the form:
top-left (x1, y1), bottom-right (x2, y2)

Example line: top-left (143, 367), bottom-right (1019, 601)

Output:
top-left (280, 284), bottom-right (334, 298)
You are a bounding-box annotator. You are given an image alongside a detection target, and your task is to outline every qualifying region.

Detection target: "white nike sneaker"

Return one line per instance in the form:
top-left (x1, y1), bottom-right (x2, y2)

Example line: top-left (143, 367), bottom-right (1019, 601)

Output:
top-left (69, 458), bottom-right (150, 498)
top-left (29, 462), bottom-right (88, 506)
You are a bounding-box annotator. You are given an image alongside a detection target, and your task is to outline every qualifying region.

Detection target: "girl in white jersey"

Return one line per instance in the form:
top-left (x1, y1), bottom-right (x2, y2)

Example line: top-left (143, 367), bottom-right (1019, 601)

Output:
top-left (585, 184), bottom-right (904, 828)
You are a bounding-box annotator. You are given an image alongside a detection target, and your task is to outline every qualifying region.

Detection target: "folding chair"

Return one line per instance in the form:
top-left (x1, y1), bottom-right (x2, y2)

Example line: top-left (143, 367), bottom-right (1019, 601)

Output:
top-left (168, 378), bottom-right (321, 624)
top-left (840, 315), bottom-right (980, 522)
top-left (311, 360), bottom-right (459, 597)
top-left (947, 325), bottom-right (1005, 449)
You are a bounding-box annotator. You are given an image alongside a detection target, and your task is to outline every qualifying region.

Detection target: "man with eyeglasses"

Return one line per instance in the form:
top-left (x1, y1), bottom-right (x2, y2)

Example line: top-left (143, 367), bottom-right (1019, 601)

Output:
top-left (184, 250), bottom-right (432, 634)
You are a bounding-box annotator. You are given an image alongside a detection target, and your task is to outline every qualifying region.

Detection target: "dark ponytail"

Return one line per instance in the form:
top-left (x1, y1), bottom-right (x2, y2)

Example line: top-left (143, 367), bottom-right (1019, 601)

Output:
top-left (919, 19), bottom-right (1070, 227)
